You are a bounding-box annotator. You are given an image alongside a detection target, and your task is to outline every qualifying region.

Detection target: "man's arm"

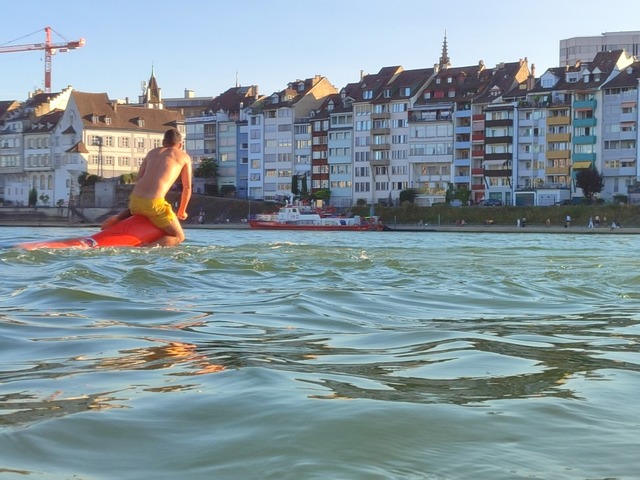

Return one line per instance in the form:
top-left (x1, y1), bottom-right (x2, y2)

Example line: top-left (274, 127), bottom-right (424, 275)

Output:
top-left (176, 156), bottom-right (193, 221)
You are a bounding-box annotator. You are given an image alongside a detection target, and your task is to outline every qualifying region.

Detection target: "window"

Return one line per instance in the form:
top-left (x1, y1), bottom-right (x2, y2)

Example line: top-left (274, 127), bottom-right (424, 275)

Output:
top-left (363, 90), bottom-right (373, 100)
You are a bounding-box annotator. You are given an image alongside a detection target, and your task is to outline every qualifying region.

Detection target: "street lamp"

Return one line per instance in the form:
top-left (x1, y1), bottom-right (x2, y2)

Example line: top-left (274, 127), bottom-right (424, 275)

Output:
top-left (92, 136), bottom-right (104, 178)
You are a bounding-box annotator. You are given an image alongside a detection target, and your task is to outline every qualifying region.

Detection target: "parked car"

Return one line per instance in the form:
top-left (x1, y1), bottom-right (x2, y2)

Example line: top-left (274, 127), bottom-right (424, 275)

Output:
top-left (479, 199), bottom-right (503, 206)
top-left (450, 199), bottom-right (463, 207)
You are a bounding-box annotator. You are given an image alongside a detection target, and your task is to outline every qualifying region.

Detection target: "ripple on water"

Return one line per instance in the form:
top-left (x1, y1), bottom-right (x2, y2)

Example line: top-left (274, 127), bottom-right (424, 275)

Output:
top-left (1, 229), bottom-right (639, 479)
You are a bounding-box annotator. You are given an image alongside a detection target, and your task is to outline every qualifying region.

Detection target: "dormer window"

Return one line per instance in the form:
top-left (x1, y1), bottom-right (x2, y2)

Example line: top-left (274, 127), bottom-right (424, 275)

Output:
top-left (423, 91), bottom-right (431, 100)
top-left (383, 89), bottom-right (391, 98)
top-left (137, 118), bottom-right (145, 127)
top-left (363, 90), bottom-right (373, 100)
top-left (401, 87), bottom-right (411, 97)
top-left (92, 114), bottom-right (99, 123)
top-left (105, 117), bottom-right (112, 125)
top-left (447, 77), bottom-right (452, 83)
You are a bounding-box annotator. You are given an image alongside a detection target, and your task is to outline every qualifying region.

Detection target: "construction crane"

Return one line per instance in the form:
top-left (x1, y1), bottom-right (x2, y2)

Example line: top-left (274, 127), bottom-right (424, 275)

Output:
top-left (0, 26), bottom-right (85, 93)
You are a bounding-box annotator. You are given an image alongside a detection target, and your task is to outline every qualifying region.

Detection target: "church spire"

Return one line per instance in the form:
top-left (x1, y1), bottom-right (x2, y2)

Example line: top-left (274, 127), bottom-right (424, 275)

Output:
top-left (439, 30), bottom-right (451, 70)
top-left (143, 64), bottom-right (163, 109)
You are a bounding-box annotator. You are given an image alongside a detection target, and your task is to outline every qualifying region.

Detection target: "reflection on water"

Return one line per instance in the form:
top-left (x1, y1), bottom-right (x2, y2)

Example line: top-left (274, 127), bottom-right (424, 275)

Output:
top-left (0, 228), bottom-right (639, 479)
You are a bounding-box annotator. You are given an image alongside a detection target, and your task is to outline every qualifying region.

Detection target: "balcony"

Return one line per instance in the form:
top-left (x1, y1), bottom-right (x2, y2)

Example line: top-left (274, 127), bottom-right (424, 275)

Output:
top-left (573, 135), bottom-right (596, 145)
top-left (572, 153), bottom-right (596, 162)
top-left (602, 166), bottom-right (636, 177)
top-left (547, 133), bottom-right (571, 143)
top-left (547, 116), bottom-right (570, 126)
top-left (573, 99), bottom-right (597, 109)
top-left (573, 117), bottom-right (597, 128)
top-left (455, 125), bottom-right (471, 134)
top-left (484, 119), bottom-right (512, 127)
top-left (370, 143), bottom-right (390, 151)
top-left (484, 153), bottom-right (512, 161)
top-left (546, 150), bottom-right (570, 159)
top-left (370, 158), bottom-right (390, 167)
top-left (471, 183), bottom-right (485, 191)
top-left (371, 111), bottom-right (390, 120)
top-left (545, 166), bottom-right (570, 175)
top-left (485, 136), bottom-right (513, 145)
top-left (484, 169), bottom-right (512, 177)
top-left (472, 132), bottom-right (485, 142)
top-left (371, 127), bottom-right (390, 135)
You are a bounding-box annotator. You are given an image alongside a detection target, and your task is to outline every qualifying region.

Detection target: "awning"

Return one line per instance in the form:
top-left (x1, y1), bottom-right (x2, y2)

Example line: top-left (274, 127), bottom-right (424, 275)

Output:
top-left (572, 161), bottom-right (592, 169)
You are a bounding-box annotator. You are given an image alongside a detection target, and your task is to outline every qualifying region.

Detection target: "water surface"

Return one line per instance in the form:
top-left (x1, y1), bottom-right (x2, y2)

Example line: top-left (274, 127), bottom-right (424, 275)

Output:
top-left (1, 227), bottom-right (638, 479)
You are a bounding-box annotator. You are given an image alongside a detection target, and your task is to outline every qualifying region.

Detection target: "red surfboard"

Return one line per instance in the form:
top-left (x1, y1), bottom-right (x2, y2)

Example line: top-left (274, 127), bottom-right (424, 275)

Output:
top-left (17, 215), bottom-right (165, 250)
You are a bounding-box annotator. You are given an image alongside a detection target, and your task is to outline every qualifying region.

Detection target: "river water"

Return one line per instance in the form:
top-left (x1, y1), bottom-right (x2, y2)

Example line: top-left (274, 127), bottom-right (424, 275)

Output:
top-left (0, 227), bottom-right (638, 479)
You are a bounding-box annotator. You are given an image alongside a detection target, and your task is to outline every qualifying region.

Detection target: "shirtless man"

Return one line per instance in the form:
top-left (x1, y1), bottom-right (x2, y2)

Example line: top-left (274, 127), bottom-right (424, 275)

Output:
top-left (102, 128), bottom-right (192, 246)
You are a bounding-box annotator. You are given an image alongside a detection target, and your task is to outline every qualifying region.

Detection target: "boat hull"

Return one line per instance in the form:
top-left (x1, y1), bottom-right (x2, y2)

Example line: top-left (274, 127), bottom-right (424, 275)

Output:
top-left (248, 220), bottom-right (381, 231)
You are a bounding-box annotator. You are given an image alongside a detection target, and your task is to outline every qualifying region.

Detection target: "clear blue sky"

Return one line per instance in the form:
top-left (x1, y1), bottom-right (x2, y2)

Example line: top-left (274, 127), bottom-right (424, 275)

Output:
top-left (2, 0), bottom-right (640, 102)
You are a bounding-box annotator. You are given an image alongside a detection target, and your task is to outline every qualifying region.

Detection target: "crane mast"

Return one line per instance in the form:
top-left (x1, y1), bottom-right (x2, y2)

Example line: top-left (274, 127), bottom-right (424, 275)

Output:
top-left (0, 26), bottom-right (85, 93)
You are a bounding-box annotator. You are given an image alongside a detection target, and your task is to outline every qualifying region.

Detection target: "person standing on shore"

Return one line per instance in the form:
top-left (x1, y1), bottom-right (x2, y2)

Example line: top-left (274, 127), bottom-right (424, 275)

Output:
top-left (565, 214), bottom-right (571, 228)
top-left (101, 129), bottom-right (192, 247)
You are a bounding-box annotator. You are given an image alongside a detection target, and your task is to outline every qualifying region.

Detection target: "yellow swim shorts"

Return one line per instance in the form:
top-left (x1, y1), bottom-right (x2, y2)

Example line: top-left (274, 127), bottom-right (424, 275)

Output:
top-left (128, 195), bottom-right (176, 228)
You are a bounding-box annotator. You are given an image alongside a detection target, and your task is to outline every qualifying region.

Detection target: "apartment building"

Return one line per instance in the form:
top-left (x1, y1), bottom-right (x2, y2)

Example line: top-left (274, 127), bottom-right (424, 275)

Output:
top-left (600, 61), bottom-right (640, 198)
top-left (249, 76), bottom-right (336, 202)
top-left (560, 31), bottom-right (640, 67)
top-left (517, 50), bottom-right (637, 204)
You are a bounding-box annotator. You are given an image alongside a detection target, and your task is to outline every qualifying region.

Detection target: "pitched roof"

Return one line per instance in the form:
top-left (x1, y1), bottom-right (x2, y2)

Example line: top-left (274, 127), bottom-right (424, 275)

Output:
top-left (71, 91), bottom-right (183, 131)
top-left (601, 60), bottom-right (640, 89)
top-left (26, 109), bottom-right (65, 133)
top-left (207, 85), bottom-right (261, 116)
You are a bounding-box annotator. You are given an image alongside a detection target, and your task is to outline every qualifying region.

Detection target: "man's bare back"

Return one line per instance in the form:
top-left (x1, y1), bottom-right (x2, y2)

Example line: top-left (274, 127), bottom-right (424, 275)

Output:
top-left (133, 146), bottom-right (191, 201)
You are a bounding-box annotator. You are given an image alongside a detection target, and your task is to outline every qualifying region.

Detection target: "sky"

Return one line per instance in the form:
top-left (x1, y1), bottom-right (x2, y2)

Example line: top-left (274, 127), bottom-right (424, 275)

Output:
top-left (2, 0), bottom-right (640, 102)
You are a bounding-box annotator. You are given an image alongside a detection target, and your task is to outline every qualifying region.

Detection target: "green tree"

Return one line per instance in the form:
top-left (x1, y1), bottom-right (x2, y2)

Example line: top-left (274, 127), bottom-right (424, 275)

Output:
top-left (301, 175), bottom-right (308, 198)
top-left (78, 172), bottom-right (100, 186)
top-left (575, 167), bottom-right (604, 203)
top-left (291, 175), bottom-right (299, 196)
top-left (399, 188), bottom-right (418, 204)
top-left (194, 157), bottom-right (219, 195)
top-left (29, 188), bottom-right (38, 207)
top-left (310, 188), bottom-right (330, 201)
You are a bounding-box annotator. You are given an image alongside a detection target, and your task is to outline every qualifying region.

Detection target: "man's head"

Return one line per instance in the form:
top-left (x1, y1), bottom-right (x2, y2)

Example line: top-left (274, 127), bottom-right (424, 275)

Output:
top-left (163, 128), bottom-right (182, 147)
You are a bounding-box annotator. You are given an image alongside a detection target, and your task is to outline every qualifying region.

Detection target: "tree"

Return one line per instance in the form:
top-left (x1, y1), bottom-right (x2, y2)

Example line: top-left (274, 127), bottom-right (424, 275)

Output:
top-left (194, 157), bottom-right (219, 195)
top-left (29, 188), bottom-right (38, 207)
top-left (575, 167), bottom-right (604, 203)
top-left (291, 175), bottom-right (299, 196)
top-left (399, 188), bottom-right (418, 204)
top-left (310, 188), bottom-right (330, 201)
top-left (300, 175), bottom-right (308, 198)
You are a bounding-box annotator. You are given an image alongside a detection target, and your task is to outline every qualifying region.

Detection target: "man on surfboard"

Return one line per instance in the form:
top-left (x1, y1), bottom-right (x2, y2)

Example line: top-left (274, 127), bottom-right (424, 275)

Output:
top-left (102, 128), bottom-right (192, 247)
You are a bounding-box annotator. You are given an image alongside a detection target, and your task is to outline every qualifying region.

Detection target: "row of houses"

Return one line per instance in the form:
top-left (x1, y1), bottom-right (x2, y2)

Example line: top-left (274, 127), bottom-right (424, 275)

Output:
top-left (2, 36), bottom-right (640, 208)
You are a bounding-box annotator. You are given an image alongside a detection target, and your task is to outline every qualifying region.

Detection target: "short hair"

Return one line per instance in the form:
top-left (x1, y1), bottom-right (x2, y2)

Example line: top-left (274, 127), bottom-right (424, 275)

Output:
top-left (163, 128), bottom-right (182, 147)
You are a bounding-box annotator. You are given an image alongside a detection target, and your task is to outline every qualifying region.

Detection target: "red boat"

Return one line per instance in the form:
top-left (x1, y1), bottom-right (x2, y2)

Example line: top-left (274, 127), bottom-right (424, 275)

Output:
top-left (248, 205), bottom-right (383, 231)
